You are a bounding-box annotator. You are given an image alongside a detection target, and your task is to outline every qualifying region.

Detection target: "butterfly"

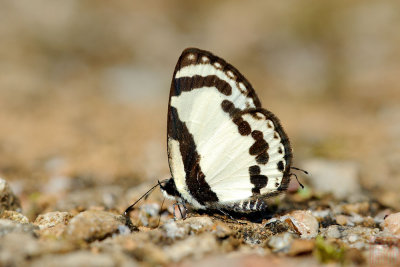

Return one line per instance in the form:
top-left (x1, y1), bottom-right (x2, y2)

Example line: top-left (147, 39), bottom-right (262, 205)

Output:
top-left (158, 48), bottom-right (293, 214)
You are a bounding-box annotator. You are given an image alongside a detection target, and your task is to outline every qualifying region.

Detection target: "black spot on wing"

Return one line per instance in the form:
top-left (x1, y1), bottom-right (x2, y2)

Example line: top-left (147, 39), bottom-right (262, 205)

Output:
top-left (249, 131), bottom-right (269, 156)
top-left (168, 107), bottom-right (219, 205)
top-left (249, 165), bottom-right (268, 195)
top-left (174, 75), bottom-right (232, 96)
top-left (277, 161), bottom-right (284, 172)
top-left (249, 165), bottom-right (260, 175)
top-left (222, 100), bottom-right (251, 136)
top-left (221, 100), bottom-right (240, 116)
top-left (233, 117), bottom-right (252, 136)
top-left (255, 152), bottom-right (269, 165)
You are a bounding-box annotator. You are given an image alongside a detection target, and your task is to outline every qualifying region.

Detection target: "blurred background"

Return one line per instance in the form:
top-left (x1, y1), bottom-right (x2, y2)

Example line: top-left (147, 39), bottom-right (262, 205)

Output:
top-left (0, 0), bottom-right (399, 215)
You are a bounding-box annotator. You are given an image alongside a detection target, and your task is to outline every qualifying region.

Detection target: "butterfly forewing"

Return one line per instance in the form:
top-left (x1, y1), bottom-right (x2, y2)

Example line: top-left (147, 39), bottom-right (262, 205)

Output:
top-left (167, 48), bottom-right (292, 211)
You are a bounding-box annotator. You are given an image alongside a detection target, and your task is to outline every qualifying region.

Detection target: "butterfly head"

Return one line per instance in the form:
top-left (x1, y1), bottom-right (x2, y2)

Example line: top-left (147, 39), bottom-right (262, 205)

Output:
top-left (159, 177), bottom-right (182, 201)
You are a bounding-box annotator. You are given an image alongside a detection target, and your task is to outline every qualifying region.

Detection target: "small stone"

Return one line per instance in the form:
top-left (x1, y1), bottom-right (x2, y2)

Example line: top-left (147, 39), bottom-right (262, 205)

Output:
top-left (374, 209), bottom-right (391, 224)
top-left (34, 211), bottom-right (73, 230)
top-left (311, 209), bottom-right (331, 219)
top-left (30, 251), bottom-right (119, 267)
top-left (382, 212), bottom-right (400, 236)
top-left (302, 159), bottom-right (361, 199)
top-left (0, 178), bottom-right (21, 212)
top-left (164, 233), bottom-right (218, 262)
top-left (336, 215), bottom-right (349, 226)
top-left (288, 239), bottom-right (315, 256)
top-left (0, 210), bottom-right (29, 224)
top-left (346, 248), bottom-right (366, 265)
top-left (0, 232), bottom-right (40, 266)
top-left (0, 219), bottom-right (37, 237)
top-left (325, 225), bottom-right (342, 239)
top-left (267, 232), bottom-right (295, 252)
top-left (34, 211), bottom-right (74, 239)
top-left (342, 202), bottom-right (369, 215)
top-left (181, 216), bottom-right (214, 232)
top-left (265, 218), bottom-right (290, 234)
top-left (64, 210), bottom-right (125, 242)
top-left (283, 210), bottom-right (319, 239)
top-left (138, 203), bottom-right (160, 227)
top-left (213, 222), bottom-right (232, 239)
top-left (348, 234), bottom-right (358, 243)
top-left (162, 220), bottom-right (187, 240)
top-left (117, 224), bottom-right (131, 235)
top-left (376, 191), bottom-right (400, 211)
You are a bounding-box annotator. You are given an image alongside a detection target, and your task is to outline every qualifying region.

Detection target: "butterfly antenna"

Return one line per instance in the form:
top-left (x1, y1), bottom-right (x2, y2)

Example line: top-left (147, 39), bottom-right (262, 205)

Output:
top-left (290, 173), bottom-right (304, 189)
top-left (291, 166), bottom-right (309, 175)
top-left (123, 181), bottom-right (163, 229)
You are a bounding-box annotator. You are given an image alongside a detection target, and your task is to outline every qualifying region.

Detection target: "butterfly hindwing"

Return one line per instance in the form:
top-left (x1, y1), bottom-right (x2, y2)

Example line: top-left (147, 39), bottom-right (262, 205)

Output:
top-left (166, 48), bottom-right (292, 211)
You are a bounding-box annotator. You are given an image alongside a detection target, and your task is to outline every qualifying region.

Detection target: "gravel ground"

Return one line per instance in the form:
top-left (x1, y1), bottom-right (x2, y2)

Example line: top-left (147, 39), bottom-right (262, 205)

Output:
top-left (1, 176), bottom-right (399, 266)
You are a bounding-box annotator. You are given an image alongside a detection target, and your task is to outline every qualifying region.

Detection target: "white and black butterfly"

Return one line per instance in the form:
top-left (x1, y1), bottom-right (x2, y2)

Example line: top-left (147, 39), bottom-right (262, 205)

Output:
top-left (158, 48), bottom-right (293, 214)
top-left (124, 48), bottom-right (297, 225)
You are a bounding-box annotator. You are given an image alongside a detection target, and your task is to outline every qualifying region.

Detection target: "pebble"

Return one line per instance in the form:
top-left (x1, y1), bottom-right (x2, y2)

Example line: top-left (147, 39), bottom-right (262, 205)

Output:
top-left (0, 232), bottom-right (40, 266)
top-left (348, 234), bottom-right (358, 243)
top-left (324, 225), bottom-right (342, 239)
top-left (64, 210), bottom-right (125, 242)
top-left (382, 212), bottom-right (400, 236)
top-left (213, 222), bottom-right (233, 239)
top-left (341, 202), bottom-right (370, 215)
top-left (0, 219), bottom-right (37, 237)
top-left (30, 251), bottom-right (120, 267)
top-left (311, 209), bottom-right (330, 219)
top-left (282, 210), bottom-right (319, 239)
top-left (181, 216), bottom-right (214, 232)
top-left (287, 239), bottom-right (315, 256)
top-left (164, 233), bottom-right (218, 262)
top-left (162, 220), bottom-right (187, 240)
top-left (34, 211), bottom-right (73, 230)
top-left (0, 178), bottom-right (21, 212)
top-left (117, 224), bottom-right (131, 235)
top-left (301, 159), bottom-right (361, 199)
top-left (335, 215), bottom-right (349, 226)
top-left (140, 203), bottom-right (160, 217)
top-left (265, 218), bottom-right (290, 234)
top-left (267, 232), bottom-right (295, 252)
top-left (0, 210), bottom-right (29, 224)
top-left (138, 203), bottom-right (160, 227)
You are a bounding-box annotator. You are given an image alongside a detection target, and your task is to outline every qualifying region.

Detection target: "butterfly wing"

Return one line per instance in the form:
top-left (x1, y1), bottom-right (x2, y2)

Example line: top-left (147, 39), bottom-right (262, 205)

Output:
top-left (167, 48), bottom-right (292, 210)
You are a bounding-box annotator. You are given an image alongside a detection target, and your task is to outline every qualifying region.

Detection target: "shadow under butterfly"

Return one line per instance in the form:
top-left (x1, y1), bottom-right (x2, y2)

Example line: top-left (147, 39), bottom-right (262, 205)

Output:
top-left (124, 48), bottom-right (306, 227)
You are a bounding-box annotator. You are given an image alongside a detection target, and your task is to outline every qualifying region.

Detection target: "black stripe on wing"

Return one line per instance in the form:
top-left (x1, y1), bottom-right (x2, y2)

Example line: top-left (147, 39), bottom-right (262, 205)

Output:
top-left (169, 48), bottom-right (262, 108)
top-left (168, 106), bottom-right (219, 205)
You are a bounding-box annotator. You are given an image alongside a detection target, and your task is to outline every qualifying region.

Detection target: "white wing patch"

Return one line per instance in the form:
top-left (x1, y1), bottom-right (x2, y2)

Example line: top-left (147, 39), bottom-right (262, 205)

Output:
top-left (170, 87), bottom-right (287, 203)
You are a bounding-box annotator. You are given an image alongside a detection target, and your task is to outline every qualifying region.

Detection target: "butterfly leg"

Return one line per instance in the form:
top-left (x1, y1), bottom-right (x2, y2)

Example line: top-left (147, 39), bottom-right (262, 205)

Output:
top-left (172, 201), bottom-right (187, 220)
